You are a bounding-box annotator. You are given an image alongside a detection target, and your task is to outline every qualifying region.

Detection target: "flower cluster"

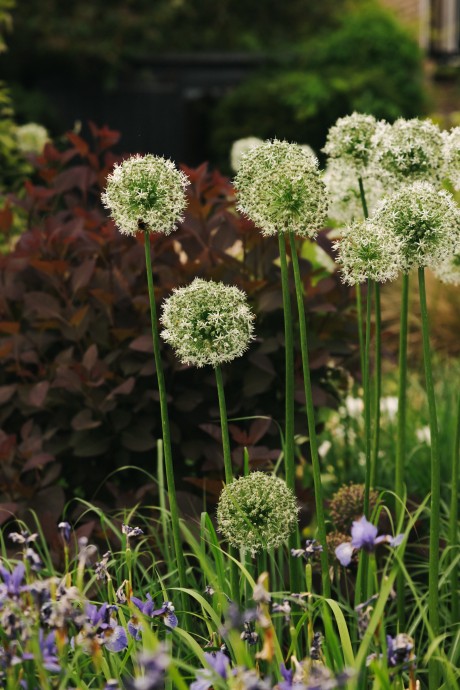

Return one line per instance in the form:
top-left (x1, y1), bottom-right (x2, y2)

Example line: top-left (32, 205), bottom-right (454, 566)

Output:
top-left (102, 154), bottom-right (189, 236)
top-left (432, 252), bottom-right (460, 286)
top-left (234, 139), bottom-right (328, 238)
top-left (216, 472), bottom-right (299, 555)
top-left (160, 278), bottom-right (255, 368)
top-left (370, 182), bottom-right (460, 271)
top-left (443, 126), bottom-right (460, 190)
top-left (230, 136), bottom-right (264, 172)
top-left (322, 112), bottom-right (378, 172)
top-left (335, 516), bottom-right (404, 567)
top-left (333, 218), bottom-right (402, 285)
top-left (15, 122), bottom-right (50, 154)
top-left (372, 118), bottom-right (444, 186)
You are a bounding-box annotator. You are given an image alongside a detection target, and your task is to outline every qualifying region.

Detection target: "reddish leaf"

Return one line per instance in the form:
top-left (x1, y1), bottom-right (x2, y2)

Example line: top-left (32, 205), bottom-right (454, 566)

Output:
top-left (28, 381), bottom-right (50, 407)
top-left (71, 409), bottom-right (102, 431)
top-left (66, 131), bottom-right (90, 156)
top-left (22, 452), bottom-right (55, 473)
top-left (107, 377), bottom-right (135, 399)
top-left (30, 259), bottom-right (69, 276)
top-left (0, 202), bottom-right (13, 233)
top-left (129, 335), bottom-right (153, 353)
top-left (0, 502), bottom-right (19, 525)
top-left (69, 305), bottom-right (89, 327)
top-left (0, 384), bottom-right (16, 404)
top-left (82, 344), bottom-right (98, 371)
top-left (0, 321), bottom-right (20, 334)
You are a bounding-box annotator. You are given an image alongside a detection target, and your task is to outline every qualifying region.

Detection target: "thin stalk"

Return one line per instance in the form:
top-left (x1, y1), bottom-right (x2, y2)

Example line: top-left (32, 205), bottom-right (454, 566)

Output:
top-left (214, 364), bottom-right (239, 601)
top-left (288, 232), bottom-right (330, 598)
top-left (418, 266), bottom-right (441, 690)
top-left (363, 279), bottom-right (373, 517)
top-left (215, 365), bottom-right (234, 484)
top-left (371, 282), bottom-right (381, 488)
top-left (450, 394), bottom-right (460, 626)
top-left (356, 285), bottom-right (365, 384)
top-left (278, 231), bottom-right (302, 595)
top-left (395, 272), bottom-right (409, 628)
top-left (143, 232), bottom-right (188, 614)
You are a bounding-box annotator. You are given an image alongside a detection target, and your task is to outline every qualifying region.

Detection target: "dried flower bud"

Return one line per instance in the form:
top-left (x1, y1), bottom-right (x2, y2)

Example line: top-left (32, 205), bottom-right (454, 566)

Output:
top-left (329, 483), bottom-right (379, 533)
top-left (234, 139), bottom-right (328, 238)
top-left (102, 154), bottom-right (189, 236)
top-left (161, 278), bottom-right (255, 368)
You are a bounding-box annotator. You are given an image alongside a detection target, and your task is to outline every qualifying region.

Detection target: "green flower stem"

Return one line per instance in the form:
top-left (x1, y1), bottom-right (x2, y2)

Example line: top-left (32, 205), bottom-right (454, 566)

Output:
top-left (396, 272), bottom-right (409, 628)
top-left (214, 364), bottom-right (239, 601)
top-left (215, 365), bottom-right (234, 485)
top-left (356, 285), bottom-right (365, 384)
top-left (278, 231), bottom-right (302, 595)
top-left (144, 232), bottom-right (188, 614)
top-left (450, 394), bottom-right (460, 626)
top-left (371, 281), bottom-right (381, 488)
top-left (363, 279), bottom-right (373, 518)
top-left (418, 266), bottom-right (441, 690)
top-left (288, 232), bottom-right (330, 598)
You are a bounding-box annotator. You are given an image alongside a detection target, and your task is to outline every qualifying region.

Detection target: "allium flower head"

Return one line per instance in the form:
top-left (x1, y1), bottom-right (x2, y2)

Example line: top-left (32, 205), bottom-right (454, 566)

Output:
top-left (230, 136), bottom-right (264, 172)
top-left (322, 112), bottom-right (378, 171)
top-left (15, 123), bottom-right (49, 154)
top-left (372, 118), bottom-right (444, 185)
top-left (443, 126), bottom-right (460, 190)
top-left (432, 252), bottom-right (460, 286)
top-left (234, 139), bottom-right (328, 238)
top-left (333, 219), bottom-right (403, 285)
top-left (102, 154), bottom-right (189, 236)
top-left (370, 182), bottom-right (460, 271)
top-left (217, 472), bottom-right (299, 555)
top-left (324, 160), bottom-right (385, 225)
top-left (161, 278), bottom-right (255, 368)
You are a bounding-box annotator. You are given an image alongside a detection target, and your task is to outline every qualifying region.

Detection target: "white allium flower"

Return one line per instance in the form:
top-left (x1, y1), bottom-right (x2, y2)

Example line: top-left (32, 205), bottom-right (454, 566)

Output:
top-left (416, 426), bottom-right (431, 445)
top-left (432, 253), bottom-right (460, 285)
top-left (333, 219), bottom-right (403, 285)
top-left (230, 136), bottom-right (264, 172)
top-left (322, 112), bottom-right (378, 173)
top-left (370, 182), bottom-right (460, 271)
top-left (371, 118), bottom-right (444, 186)
top-left (324, 160), bottom-right (386, 225)
top-left (16, 123), bottom-right (49, 154)
top-left (216, 472), bottom-right (299, 555)
top-left (160, 278), bottom-right (255, 368)
top-left (234, 139), bottom-right (328, 238)
top-left (380, 396), bottom-right (398, 421)
top-left (344, 396), bottom-right (364, 419)
top-left (442, 127), bottom-right (460, 190)
top-left (299, 143), bottom-right (317, 159)
top-left (102, 154), bottom-right (189, 236)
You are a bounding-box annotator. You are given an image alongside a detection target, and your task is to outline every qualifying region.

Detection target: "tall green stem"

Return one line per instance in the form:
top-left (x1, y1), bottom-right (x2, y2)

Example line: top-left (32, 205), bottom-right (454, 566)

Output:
top-left (288, 232), bottom-right (330, 598)
top-left (214, 364), bottom-right (239, 600)
top-left (396, 272), bottom-right (409, 628)
top-left (278, 231), bottom-right (301, 595)
top-left (363, 279), bottom-right (373, 518)
top-left (450, 394), bottom-right (460, 626)
top-left (144, 232), bottom-right (188, 613)
top-left (418, 266), bottom-right (441, 690)
top-left (355, 286), bottom-right (365, 385)
top-left (277, 232), bottom-right (296, 492)
top-left (371, 282), bottom-right (381, 488)
top-left (215, 365), bottom-right (234, 484)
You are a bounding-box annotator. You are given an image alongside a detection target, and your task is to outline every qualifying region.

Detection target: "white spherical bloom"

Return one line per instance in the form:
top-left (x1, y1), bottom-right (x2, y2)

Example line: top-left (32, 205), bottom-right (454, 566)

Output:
top-left (230, 136), bottom-right (264, 172)
top-left (371, 118), bottom-right (444, 186)
top-left (442, 127), bottom-right (460, 191)
top-left (160, 278), bottom-right (255, 368)
top-left (324, 160), bottom-right (386, 225)
top-left (333, 219), bottom-right (403, 285)
top-left (322, 112), bottom-right (378, 173)
top-left (16, 123), bottom-right (49, 154)
top-left (217, 472), bottom-right (299, 556)
top-left (102, 154), bottom-right (189, 236)
top-left (234, 139), bottom-right (328, 238)
top-left (432, 253), bottom-right (460, 285)
top-left (370, 182), bottom-right (460, 271)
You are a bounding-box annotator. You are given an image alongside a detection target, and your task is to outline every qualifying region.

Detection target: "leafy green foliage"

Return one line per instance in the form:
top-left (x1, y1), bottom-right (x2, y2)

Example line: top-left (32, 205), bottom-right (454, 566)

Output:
top-left (0, 125), bottom-right (358, 526)
top-left (212, 4), bottom-right (426, 165)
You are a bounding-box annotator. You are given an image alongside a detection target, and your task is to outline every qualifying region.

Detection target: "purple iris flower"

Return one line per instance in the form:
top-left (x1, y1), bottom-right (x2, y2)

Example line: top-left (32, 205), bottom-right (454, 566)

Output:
top-left (39, 630), bottom-right (61, 673)
top-left (335, 516), bottom-right (404, 567)
top-left (83, 603), bottom-right (128, 652)
top-left (0, 562), bottom-right (26, 600)
top-left (386, 633), bottom-right (415, 669)
top-left (129, 595), bottom-right (178, 639)
top-left (124, 647), bottom-right (169, 690)
top-left (190, 651), bottom-right (230, 690)
top-left (58, 522), bottom-right (72, 545)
